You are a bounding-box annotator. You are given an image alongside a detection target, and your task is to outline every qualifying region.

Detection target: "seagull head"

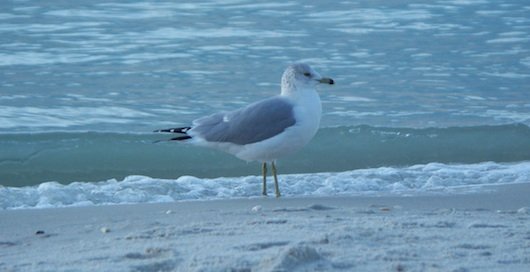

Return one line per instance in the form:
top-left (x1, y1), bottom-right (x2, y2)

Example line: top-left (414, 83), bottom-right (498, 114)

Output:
top-left (281, 63), bottom-right (334, 94)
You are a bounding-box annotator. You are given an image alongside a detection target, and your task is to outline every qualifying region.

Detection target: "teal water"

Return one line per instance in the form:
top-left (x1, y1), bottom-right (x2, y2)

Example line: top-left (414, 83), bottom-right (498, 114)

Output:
top-left (1, 0), bottom-right (529, 133)
top-left (1, 0), bottom-right (530, 190)
top-left (2, 124), bottom-right (530, 187)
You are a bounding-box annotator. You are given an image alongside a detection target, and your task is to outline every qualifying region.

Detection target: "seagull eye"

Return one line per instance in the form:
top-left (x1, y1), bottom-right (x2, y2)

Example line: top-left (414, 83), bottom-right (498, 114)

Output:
top-left (303, 72), bottom-right (311, 77)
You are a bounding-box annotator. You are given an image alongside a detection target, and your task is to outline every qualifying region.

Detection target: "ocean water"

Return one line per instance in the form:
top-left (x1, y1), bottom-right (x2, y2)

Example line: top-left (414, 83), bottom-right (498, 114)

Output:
top-left (1, 0), bottom-right (529, 209)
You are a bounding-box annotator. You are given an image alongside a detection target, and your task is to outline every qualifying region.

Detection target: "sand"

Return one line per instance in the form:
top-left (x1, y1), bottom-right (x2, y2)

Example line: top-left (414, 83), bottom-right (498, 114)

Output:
top-left (1, 183), bottom-right (529, 272)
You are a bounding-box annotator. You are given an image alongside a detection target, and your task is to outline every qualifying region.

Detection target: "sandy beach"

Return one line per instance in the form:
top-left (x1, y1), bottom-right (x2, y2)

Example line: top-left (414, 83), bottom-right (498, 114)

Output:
top-left (1, 183), bottom-right (529, 272)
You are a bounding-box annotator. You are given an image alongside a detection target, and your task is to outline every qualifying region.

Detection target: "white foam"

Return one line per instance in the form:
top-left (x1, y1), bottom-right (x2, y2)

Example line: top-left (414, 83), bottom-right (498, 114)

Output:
top-left (336, 96), bottom-right (375, 102)
top-left (2, 161), bottom-right (529, 210)
top-left (305, 9), bottom-right (432, 23)
top-left (486, 37), bottom-right (530, 44)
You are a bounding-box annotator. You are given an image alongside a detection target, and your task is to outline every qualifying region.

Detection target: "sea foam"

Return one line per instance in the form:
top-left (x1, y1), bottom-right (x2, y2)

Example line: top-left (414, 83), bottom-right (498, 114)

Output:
top-left (1, 161), bottom-right (529, 210)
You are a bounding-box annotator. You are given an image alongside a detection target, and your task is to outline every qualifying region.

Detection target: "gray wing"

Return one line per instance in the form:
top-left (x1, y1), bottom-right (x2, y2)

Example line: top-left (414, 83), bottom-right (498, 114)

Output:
top-left (190, 96), bottom-right (296, 145)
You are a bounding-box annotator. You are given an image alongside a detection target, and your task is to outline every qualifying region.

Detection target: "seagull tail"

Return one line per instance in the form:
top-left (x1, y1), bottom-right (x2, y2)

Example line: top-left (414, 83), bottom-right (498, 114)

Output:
top-left (153, 126), bottom-right (192, 143)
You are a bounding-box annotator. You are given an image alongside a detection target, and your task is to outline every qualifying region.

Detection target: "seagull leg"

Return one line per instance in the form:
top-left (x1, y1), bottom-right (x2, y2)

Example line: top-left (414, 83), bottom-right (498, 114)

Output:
top-left (262, 162), bottom-right (268, 196)
top-left (272, 161), bottom-right (281, 198)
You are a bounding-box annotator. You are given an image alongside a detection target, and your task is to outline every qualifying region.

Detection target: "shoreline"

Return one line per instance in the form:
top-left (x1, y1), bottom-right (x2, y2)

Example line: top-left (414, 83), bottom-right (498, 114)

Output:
top-left (2, 182), bottom-right (529, 271)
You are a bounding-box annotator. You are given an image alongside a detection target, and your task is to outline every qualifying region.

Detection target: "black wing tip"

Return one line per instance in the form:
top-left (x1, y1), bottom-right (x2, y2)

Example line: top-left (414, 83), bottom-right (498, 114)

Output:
top-left (170, 135), bottom-right (192, 141)
top-left (154, 127), bottom-right (192, 134)
top-left (153, 135), bottom-right (192, 144)
top-left (153, 126), bottom-right (192, 143)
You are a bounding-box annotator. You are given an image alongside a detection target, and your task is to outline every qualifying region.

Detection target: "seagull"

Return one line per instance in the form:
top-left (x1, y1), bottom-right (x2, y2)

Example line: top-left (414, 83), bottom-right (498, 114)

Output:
top-left (155, 63), bottom-right (334, 197)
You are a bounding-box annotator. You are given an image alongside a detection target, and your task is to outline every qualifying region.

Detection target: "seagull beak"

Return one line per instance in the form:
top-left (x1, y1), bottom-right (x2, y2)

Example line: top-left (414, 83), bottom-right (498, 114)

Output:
top-left (318, 77), bottom-right (334, 85)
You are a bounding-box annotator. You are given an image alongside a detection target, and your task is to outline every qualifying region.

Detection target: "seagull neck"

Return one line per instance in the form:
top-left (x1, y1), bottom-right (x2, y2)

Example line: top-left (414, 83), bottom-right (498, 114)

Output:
top-left (281, 80), bottom-right (296, 94)
top-left (280, 86), bottom-right (316, 99)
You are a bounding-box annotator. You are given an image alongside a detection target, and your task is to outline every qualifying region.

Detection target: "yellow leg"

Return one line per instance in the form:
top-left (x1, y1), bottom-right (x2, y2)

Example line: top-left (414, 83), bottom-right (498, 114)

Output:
top-left (262, 162), bottom-right (267, 196)
top-left (272, 161), bottom-right (281, 198)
